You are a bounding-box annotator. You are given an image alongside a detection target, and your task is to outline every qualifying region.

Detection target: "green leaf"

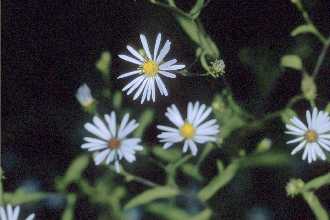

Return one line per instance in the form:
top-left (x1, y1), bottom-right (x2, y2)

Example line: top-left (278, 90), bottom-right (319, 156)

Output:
top-left (304, 172), bottom-right (330, 192)
top-left (56, 155), bottom-right (90, 191)
top-left (175, 15), bottom-right (200, 45)
top-left (212, 91), bottom-right (247, 141)
top-left (190, 0), bottom-right (205, 19)
top-left (146, 202), bottom-right (190, 220)
top-left (325, 103), bottom-right (330, 114)
top-left (96, 51), bottom-right (112, 81)
top-left (301, 73), bottom-right (317, 101)
top-left (133, 109), bottom-right (154, 137)
top-left (291, 24), bottom-right (318, 37)
top-left (181, 163), bottom-right (203, 181)
top-left (198, 160), bottom-right (240, 202)
top-left (191, 209), bottom-right (212, 220)
top-left (4, 191), bottom-right (49, 205)
top-left (302, 191), bottom-right (329, 220)
top-left (281, 54), bottom-right (303, 70)
top-left (61, 194), bottom-right (77, 220)
top-left (152, 146), bottom-right (181, 162)
top-left (112, 91), bottom-right (123, 110)
top-left (124, 186), bottom-right (179, 209)
top-left (280, 108), bottom-right (297, 124)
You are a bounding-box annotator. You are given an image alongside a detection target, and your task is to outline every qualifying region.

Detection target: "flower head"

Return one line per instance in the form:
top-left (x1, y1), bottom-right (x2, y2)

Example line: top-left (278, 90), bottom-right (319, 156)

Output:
top-left (82, 112), bottom-right (143, 172)
top-left (285, 107), bottom-right (330, 163)
top-left (0, 205), bottom-right (35, 220)
top-left (157, 102), bottom-right (219, 155)
top-left (118, 33), bottom-right (185, 103)
top-left (76, 84), bottom-right (95, 107)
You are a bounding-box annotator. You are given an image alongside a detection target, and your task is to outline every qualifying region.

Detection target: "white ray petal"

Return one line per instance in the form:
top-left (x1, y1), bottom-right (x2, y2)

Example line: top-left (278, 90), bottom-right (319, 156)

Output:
top-left (118, 54), bottom-right (142, 65)
top-left (140, 34), bottom-right (152, 59)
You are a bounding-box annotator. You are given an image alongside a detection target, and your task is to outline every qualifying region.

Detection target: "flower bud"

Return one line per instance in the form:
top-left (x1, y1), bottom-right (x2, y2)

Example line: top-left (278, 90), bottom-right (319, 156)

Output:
top-left (286, 178), bottom-right (304, 197)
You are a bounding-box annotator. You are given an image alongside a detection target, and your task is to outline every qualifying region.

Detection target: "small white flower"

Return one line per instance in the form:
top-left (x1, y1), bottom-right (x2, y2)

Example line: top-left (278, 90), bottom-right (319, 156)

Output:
top-left (82, 112), bottom-right (143, 172)
top-left (76, 83), bottom-right (95, 107)
top-left (118, 33), bottom-right (185, 103)
top-left (157, 102), bottom-right (219, 155)
top-left (286, 107), bottom-right (330, 163)
top-left (0, 205), bottom-right (35, 220)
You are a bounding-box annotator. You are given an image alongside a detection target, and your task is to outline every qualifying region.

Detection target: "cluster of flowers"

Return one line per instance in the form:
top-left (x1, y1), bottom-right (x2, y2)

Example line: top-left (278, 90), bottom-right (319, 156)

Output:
top-left (3, 34), bottom-right (330, 220)
top-left (76, 33), bottom-right (330, 173)
top-left (77, 34), bottom-right (220, 173)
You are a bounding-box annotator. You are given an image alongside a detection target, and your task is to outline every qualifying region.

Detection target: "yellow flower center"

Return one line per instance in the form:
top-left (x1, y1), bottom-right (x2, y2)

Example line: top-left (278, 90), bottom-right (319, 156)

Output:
top-left (304, 130), bottom-right (318, 143)
top-left (180, 122), bottom-right (196, 139)
top-left (142, 60), bottom-right (159, 77)
top-left (108, 138), bottom-right (121, 149)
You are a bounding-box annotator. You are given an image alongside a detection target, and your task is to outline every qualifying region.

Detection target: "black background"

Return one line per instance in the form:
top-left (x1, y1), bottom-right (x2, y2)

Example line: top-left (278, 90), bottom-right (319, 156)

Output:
top-left (2, 0), bottom-right (330, 219)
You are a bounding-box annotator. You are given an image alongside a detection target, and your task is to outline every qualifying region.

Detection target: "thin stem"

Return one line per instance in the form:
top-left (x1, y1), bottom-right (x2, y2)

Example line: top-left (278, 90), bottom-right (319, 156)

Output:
top-left (294, 2), bottom-right (326, 44)
top-left (148, 0), bottom-right (192, 20)
top-left (119, 168), bottom-right (160, 188)
top-left (312, 37), bottom-right (330, 78)
top-left (303, 172), bottom-right (330, 192)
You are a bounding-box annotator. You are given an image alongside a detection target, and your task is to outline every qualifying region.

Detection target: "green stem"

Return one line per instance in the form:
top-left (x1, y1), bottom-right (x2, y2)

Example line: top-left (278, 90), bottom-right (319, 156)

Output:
top-left (120, 169), bottom-right (160, 187)
top-left (149, 0), bottom-right (192, 19)
top-left (294, 1), bottom-right (326, 44)
top-left (302, 191), bottom-right (329, 220)
top-left (303, 172), bottom-right (330, 192)
top-left (312, 37), bottom-right (330, 78)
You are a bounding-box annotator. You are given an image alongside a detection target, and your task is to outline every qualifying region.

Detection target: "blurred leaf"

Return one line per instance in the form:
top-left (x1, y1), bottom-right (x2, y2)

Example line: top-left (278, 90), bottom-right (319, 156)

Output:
top-left (301, 73), bottom-right (317, 101)
top-left (181, 163), bottom-right (204, 181)
top-left (198, 160), bottom-right (240, 202)
top-left (146, 202), bottom-right (190, 220)
top-left (281, 54), bottom-right (303, 70)
top-left (61, 194), bottom-right (77, 220)
top-left (291, 24), bottom-right (318, 37)
top-left (255, 138), bottom-right (272, 153)
top-left (240, 151), bottom-right (292, 168)
top-left (96, 51), bottom-right (112, 81)
top-left (152, 146), bottom-right (181, 162)
top-left (112, 91), bottom-right (123, 110)
top-left (4, 190), bottom-right (49, 205)
top-left (190, 0), bottom-right (205, 19)
top-left (325, 103), bottom-right (330, 114)
top-left (124, 186), bottom-right (179, 209)
top-left (281, 108), bottom-right (297, 124)
top-left (56, 155), bottom-right (90, 191)
top-left (302, 191), bottom-right (329, 220)
top-left (212, 90), bottom-right (247, 141)
top-left (216, 160), bottom-right (224, 172)
top-left (133, 109), bottom-right (154, 137)
top-left (191, 209), bottom-right (212, 220)
top-left (239, 47), bottom-right (281, 96)
top-left (175, 15), bottom-right (200, 45)
top-left (303, 172), bottom-right (330, 192)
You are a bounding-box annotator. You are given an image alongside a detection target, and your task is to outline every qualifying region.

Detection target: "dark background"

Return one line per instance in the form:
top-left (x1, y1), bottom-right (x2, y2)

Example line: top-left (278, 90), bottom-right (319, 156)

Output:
top-left (2, 0), bottom-right (330, 219)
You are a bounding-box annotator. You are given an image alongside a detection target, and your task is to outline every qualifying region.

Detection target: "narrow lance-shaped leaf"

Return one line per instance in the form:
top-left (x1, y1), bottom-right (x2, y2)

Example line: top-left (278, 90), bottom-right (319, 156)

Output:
top-left (56, 155), bottom-right (90, 191)
top-left (124, 186), bottom-right (179, 209)
top-left (291, 24), bottom-right (318, 37)
top-left (281, 54), bottom-right (303, 70)
top-left (198, 160), bottom-right (240, 202)
top-left (133, 109), bottom-right (154, 137)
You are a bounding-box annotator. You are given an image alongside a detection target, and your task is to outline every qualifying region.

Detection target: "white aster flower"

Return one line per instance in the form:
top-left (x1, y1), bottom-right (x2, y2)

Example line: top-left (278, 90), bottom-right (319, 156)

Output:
top-left (157, 102), bottom-right (220, 156)
top-left (82, 112), bottom-right (143, 172)
top-left (285, 107), bottom-right (330, 163)
top-left (0, 205), bottom-right (35, 220)
top-left (118, 33), bottom-right (185, 103)
top-left (76, 83), bottom-right (95, 107)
